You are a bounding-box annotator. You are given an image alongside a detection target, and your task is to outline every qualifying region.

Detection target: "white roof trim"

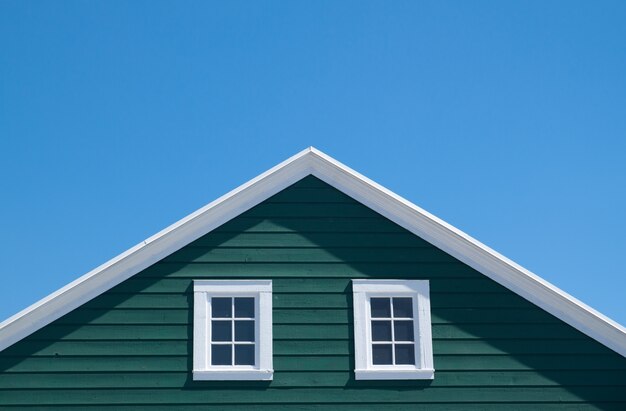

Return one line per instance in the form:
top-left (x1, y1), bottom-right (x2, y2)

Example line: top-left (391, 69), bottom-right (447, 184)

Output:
top-left (1, 147), bottom-right (625, 357)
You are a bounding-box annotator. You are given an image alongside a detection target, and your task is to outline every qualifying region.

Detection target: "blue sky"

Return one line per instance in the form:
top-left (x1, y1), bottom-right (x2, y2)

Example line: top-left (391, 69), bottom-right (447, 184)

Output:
top-left (1, 1), bottom-right (625, 327)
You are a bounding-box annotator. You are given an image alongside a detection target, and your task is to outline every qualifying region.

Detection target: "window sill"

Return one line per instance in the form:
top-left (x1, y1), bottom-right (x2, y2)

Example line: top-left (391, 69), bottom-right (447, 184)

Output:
top-left (354, 368), bottom-right (434, 380)
top-left (193, 369), bottom-right (274, 381)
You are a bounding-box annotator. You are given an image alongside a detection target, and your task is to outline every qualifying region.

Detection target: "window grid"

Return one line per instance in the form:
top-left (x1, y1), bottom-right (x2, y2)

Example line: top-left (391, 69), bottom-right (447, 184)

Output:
top-left (210, 297), bottom-right (256, 366)
top-left (370, 297), bottom-right (415, 366)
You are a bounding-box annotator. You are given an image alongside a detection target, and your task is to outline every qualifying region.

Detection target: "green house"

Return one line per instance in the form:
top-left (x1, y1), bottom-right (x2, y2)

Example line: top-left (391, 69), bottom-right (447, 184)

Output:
top-left (1, 148), bottom-right (625, 409)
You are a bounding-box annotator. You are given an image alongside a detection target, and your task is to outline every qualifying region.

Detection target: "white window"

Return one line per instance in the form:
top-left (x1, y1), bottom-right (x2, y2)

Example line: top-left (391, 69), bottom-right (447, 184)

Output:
top-left (352, 279), bottom-right (434, 380)
top-left (193, 280), bottom-right (273, 380)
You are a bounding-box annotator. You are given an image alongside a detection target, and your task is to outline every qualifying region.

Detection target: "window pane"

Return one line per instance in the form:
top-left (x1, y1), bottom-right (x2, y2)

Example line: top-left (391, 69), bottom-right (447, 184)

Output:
top-left (372, 344), bottom-right (393, 365)
top-left (370, 298), bottom-right (391, 318)
top-left (235, 320), bottom-right (255, 342)
top-left (211, 320), bottom-right (232, 341)
top-left (235, 344), bottom-right (255, 365)
top-left (393, 298), bottom-right (413, 318)
top-left (394, 320), bottom-right (414, 341)
top-left (211, 345), bottom-right (232, 365)
top-left (212, 298), bottom-right (232, 318)
top-left (235, 297), bottom-right (255, 318)
top-left (371, 320), bottom-right (392, 341)
top-left (395, 344), bottom-right (415, 365)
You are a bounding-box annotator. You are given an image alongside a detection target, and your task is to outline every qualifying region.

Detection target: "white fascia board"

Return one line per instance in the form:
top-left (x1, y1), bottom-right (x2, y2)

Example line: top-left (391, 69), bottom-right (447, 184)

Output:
top-left (0, 146), bottom-right (625, 358)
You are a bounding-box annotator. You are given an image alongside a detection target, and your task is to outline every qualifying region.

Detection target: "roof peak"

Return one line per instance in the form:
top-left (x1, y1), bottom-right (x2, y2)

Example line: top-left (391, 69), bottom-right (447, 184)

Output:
top-left (1, 148), bottom-right (625, 356)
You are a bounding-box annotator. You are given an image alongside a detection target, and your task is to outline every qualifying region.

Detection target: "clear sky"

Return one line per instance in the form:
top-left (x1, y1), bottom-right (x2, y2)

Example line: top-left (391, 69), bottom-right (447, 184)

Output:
top-left (1, 1), bottom-right (625, 327)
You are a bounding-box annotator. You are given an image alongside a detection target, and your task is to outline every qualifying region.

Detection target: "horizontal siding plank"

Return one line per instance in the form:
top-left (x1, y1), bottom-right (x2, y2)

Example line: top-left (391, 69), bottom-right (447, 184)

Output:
top-left (56, 309), bottom-right (191, 325)
top-left (273, 339), bottom-right (614, 356)
top-left (138, 262), bottom-right (483, 278)
top-left (265, 188), bottom-right (356, 203)
top-left (19, 323), bottom-right (588, 342)
top-left (273, 307), bottom-right (560, 325)
top-left (162, 247), bottom-right (457, 264)
top-left (4, 339), bottom-right (613, 358)
top-left (191, 232), bottom-right (432, 248)
top-left (213, 218), bottom-right (407, 233)
top-left (2, 370), bottom-right (626, 389)
top-left (53, 307), bottom-right (560, 326)
top-left (1, 387), bottom-right (624, 405)
top-left (242, 203), bottom-right (383, 219)
top-left (431, 324), bottom-right (587, 339)
top-left (3, 355), bottom-right (625, 373)
top-left (111, 278), bottom-right (508, 294)
top-left (79, 293), bottom-right (536, 310)
top-left (274, 307), bottom-right (558, 325)
top-left (22, 324), bottom-right (352, 341)
top-left (55, 308), bottom-right (357, 326)
top-left (0, 356), bottom-right (191, 372)
top-left (2, 405), bottom-right (624, 411)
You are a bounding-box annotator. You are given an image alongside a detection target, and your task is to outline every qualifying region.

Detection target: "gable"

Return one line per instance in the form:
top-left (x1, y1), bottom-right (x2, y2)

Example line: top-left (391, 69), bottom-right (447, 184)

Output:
top-left (1, 176), bottom-right (625, 407)
top-left (0, 147), bottom-right (624, 358)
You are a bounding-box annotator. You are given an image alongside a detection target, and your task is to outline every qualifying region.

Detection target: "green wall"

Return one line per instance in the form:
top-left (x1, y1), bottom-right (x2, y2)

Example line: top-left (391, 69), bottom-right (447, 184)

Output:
top-left (1, 176), bottom-right (625, 410)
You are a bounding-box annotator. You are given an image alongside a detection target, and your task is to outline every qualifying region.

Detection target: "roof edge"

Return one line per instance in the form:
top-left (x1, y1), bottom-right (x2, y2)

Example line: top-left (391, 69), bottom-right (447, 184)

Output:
top-left (0, 147), bottom-right (624, 357)
top-left (306, 149), bottom-right (626, 357)
top-left (0, 148), bottom-right (314, 352)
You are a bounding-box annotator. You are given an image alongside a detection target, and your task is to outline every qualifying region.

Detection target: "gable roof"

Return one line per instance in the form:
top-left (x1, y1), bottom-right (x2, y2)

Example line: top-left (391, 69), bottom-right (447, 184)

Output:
top-left (1, 147), bottom-right (625, 356)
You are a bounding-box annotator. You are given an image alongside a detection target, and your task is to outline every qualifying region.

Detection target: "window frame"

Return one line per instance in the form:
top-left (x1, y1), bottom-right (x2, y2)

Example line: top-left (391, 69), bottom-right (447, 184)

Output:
top-left (352, 279), bottom-right (434, 380)
top-left (193, 280), bottom-right (273, 381)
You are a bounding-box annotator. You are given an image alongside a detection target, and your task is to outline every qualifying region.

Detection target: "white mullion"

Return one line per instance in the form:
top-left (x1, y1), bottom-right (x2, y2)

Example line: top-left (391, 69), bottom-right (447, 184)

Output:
top-left (231, 298), bottom-right (235, 365)
top-left (390, 297), bottom-right (396, 365)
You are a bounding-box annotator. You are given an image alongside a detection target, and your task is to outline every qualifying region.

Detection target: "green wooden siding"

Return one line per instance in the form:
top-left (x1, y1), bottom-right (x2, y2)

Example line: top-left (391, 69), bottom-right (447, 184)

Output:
top-left (1, 176), bottom-right (625, 409)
